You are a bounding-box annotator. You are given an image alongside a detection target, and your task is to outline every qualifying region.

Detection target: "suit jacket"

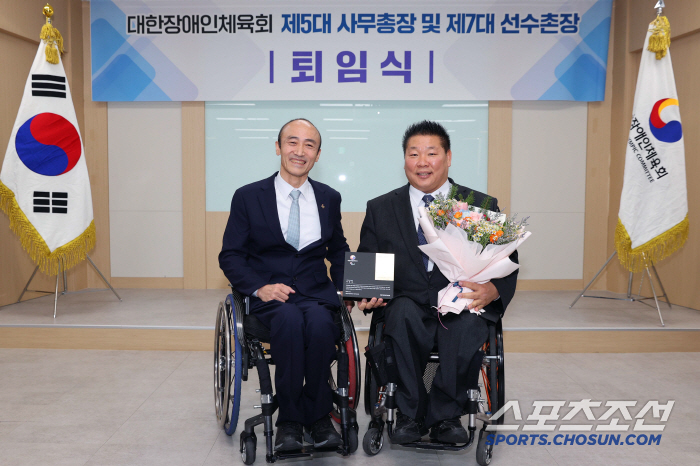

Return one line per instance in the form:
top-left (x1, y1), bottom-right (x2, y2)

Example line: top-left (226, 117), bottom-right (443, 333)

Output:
top-left (357, 179), bottom-right (518, 322)
top-left (219, 173), bottom-right (350, 309)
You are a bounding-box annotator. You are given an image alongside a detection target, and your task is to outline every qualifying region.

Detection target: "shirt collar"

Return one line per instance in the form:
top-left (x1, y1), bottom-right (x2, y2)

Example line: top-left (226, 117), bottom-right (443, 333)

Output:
top-left (408, 179), bottom-right (451, 207)
top-left (275, 172), bottom-right (312, 200)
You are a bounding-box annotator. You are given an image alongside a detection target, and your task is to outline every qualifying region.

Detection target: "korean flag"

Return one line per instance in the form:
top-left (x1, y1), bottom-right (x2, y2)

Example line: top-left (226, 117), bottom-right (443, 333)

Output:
top-left (0, 40), bottom-right (95, 276)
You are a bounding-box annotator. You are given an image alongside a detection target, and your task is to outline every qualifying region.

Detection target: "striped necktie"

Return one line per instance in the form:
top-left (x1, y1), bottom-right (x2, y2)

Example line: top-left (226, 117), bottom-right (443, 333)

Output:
top-left (286, 189), bottom-right (301, 250)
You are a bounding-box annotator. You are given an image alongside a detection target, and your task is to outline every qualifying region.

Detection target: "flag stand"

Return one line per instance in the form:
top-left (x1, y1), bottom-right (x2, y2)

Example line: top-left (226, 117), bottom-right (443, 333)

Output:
top-left (569, 251), bottom-right (672, 327)
top-left (16, 254), bottom-right (122, 318)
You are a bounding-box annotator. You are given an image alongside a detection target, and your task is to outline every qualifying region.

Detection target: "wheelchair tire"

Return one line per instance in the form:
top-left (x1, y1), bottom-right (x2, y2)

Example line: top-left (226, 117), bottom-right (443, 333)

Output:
top-left (476, 430), bottom-right (493, 466)
top-left (241, 435), bottom-right (256, 465)
top-left (214, 301), bottom-right (230, 428)
top-left (330, 306), bottom-right (361, 422)
top-left (362, 427), bottom-right (384, 456)
top-left (223, 295), bottom-right (243, 436)
top-left (481, 322), bottom-right (505, 419)
top-left (347, 425), bottom-right (359, 454)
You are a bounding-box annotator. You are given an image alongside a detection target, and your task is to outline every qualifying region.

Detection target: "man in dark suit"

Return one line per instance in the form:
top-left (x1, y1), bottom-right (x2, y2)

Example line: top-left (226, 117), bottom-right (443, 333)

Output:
top-left (358, 120), bottom-right (518, 444)
top-left (219, 118), bottom-right (352, 451)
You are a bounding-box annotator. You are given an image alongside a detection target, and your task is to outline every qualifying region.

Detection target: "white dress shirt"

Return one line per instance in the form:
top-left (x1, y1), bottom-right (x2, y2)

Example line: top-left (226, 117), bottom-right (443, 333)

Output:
top-left (274, 173), bottom-right (322, 250)
top-left (409, 179), bottom-right (451, 272)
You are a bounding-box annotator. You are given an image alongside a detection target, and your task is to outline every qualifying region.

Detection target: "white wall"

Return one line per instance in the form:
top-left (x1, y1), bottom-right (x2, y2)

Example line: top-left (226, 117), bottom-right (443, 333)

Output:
top-left (103, 101), bottom-right (588, 282)
top-left (511, 101), bottom-right (588, 280)
top-left (107, 102), bottom-right (183, 278)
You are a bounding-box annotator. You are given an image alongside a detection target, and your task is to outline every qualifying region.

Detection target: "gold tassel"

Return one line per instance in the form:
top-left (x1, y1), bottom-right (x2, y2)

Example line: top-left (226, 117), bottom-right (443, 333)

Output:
top-left (55, 28), bottom-right (65, 54)
top-left (648, 15), bottom-right (671, 60)
top-left (39, 5), bottom-right (63, 64)
top-left (0, 181), bottom-right (95, 276)
top-left (615, 216), bottom-right (689, 273)
top-left (45, 43), bottom-right (59, 64)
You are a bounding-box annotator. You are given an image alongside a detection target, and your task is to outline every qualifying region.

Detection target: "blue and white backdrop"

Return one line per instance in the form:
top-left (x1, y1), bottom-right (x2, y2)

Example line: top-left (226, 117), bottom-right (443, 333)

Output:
top-left (90, 0), bottom-right (613, 102)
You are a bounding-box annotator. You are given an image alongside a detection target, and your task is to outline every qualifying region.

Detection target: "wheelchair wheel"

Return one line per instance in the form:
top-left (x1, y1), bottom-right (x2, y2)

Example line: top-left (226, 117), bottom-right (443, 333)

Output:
top-left (362, 427), bottom-right (384, 456)
top-left (214, 301), bottom-right (231, 428)
top-left (476, 429), bottom-right (493, 466)
top-left (347, 425), bottom-right (359, 453)
top-left (241, 435), bottom-right (256, 465)
top-left (224, 294), bottom-right (244, 435)
top-left (364, 323), bottom-right (382, 416)
top-left (330, 306), bottom-right (361, 422)
top-left (481, 322), bottom-right (505, 416)
top-left (214, 295), bottom-right (243, 436)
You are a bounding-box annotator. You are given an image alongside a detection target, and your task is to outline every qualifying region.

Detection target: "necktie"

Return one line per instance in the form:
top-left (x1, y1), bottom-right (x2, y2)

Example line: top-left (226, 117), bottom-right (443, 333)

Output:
top-left (286, 189), bottom-right (301, 250)
top-left (417, 194), bottom-right (434, 270)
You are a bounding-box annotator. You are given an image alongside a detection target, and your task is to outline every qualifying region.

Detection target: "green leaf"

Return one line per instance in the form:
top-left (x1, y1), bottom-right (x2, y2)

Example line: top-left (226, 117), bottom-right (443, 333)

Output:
top-left (466, 191), bottom-right (475, 206)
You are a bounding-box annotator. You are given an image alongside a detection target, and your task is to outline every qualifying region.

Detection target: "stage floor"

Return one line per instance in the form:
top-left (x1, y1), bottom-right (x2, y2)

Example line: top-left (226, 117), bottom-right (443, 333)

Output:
top-left (1, 288), bottom-right (698, 330)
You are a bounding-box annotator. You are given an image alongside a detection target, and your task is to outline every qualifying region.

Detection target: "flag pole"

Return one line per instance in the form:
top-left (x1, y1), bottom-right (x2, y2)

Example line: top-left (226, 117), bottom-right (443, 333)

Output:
top-left (570, 0), bottom-right (675, 326)
top-left (570, 254), bottom-right (671, 326)
top-left (13, 255), bottom-right (122, 317)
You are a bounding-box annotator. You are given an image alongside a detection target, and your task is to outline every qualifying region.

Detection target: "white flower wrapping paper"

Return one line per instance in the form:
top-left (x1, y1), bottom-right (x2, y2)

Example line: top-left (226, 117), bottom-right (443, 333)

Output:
top-left (417, 206), bottom-right (531, 315)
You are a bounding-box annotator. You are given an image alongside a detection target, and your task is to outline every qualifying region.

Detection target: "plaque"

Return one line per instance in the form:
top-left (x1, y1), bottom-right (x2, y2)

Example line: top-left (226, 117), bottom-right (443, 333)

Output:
top-left (342, 252), bottom-right (394, 300)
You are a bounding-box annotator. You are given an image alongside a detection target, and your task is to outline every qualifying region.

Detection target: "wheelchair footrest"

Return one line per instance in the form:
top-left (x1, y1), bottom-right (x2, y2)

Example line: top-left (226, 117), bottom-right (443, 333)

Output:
top-left (274, 450), bottom-right (313, 461)
top-left (396, 438), bottom-right (475, 451)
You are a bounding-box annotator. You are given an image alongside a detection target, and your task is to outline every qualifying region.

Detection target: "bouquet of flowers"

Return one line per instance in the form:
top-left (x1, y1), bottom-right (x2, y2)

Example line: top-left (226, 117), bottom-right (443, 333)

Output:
top-left (417, 185), bottom-right (531, 315)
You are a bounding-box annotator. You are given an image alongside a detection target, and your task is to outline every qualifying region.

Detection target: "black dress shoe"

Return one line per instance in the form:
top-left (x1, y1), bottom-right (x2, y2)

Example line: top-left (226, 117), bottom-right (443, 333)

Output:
top-left (391, 412), bottom-right (427, 444)
top-left (275, 421), bottom-right (304, 452)
top-left (429, 417), bottom-right (469, 444)
top-left (306, 415), bottom-right (342, 449)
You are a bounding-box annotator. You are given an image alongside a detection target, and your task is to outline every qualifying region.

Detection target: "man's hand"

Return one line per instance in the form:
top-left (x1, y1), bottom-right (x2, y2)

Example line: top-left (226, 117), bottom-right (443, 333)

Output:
top-left (344, 300), bottom-right (355, 314)
top-left (257, 284), bottom-right (295, 303)
top-left (458, 281), bottom-right (499, 313)
top-left (357, 297), bottom-right (387, 312)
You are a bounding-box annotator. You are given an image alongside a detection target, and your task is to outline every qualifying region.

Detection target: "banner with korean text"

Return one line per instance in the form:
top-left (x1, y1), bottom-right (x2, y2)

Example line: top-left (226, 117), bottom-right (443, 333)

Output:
top-left (90, 0), bottom-right (612, 101)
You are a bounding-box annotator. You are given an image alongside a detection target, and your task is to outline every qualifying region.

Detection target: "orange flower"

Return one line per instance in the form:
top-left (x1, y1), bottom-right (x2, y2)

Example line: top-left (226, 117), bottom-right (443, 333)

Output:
top-left (438, 210), bottom-right (445, 216)
top-left (454, 212), bottom-right (463, 219)
top-left (496, 230), bottom-right (504, 237)
top-left (490, 234), bottom-right (498, 243)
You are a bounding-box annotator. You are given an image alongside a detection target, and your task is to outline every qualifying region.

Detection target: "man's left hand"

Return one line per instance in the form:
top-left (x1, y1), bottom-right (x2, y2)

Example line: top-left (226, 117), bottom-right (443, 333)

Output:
top-left (458, 281), bottom-right (499, 313)
top-left (344, 300), bottom-right (355, 313)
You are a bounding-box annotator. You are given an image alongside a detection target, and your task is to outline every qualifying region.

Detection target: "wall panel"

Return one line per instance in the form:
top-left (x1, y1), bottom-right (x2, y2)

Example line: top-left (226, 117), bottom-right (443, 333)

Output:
top-left (108, 102), bottom-right (183, 279)
top-left (511, 101), bottom-right (588, 281)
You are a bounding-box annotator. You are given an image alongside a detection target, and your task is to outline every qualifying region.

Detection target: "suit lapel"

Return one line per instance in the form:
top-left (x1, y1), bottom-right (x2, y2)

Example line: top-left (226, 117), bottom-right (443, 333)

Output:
top-left (309, 178), bottom-right (329, 242)
top-left (392, 184), bottom-right (428, 280)
top-left (259, 173), bottom-right (289, 247)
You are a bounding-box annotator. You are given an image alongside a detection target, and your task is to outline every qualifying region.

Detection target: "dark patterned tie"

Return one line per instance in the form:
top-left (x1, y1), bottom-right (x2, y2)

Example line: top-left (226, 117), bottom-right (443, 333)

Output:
top-left (417, 194), bottom-right (434, 270)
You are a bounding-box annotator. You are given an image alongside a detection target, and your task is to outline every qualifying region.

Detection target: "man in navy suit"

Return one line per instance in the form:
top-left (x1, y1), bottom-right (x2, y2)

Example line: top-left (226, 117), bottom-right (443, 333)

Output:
top-left (219, 119), bottom-right (352, 451)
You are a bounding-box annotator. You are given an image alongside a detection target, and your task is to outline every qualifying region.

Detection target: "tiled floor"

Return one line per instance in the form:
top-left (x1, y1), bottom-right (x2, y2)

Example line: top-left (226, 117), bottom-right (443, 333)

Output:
top-left (1, 289), bottom-right (698, 464)
top-left (0, 348), bottom-right (697, 466)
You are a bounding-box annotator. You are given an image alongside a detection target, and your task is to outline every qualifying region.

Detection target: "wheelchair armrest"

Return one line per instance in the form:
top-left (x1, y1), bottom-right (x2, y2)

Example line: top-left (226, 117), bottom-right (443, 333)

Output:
top-left (228, 284), bottom-right (250, 315)
top-left (337, 290), bottom-right (344, 309)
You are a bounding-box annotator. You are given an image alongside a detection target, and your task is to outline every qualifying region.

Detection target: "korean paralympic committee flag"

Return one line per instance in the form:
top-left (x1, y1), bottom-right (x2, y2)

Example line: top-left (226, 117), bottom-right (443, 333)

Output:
top-left (616, 16), bottom-right (688, 273)
top-left (0, 37), bottom-right (95, 275)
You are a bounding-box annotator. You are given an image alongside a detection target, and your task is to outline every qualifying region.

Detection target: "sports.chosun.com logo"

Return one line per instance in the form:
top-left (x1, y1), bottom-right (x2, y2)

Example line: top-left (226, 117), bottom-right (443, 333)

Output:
top-left (483, 399), bottom-right (673, 447)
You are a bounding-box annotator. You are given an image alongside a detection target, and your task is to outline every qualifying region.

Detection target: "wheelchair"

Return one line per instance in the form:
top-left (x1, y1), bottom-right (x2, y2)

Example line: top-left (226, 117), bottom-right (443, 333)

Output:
top-left (214, 287), bottom-right (362, 464)
top-left (362, 307), bottom-right (505, 466)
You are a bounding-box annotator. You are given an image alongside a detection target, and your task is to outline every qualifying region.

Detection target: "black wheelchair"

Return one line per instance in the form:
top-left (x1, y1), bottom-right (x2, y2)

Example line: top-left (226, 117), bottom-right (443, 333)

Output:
top-left (214, 287), bottom-right (362, 464)
top-left (362, 307), bottom-right (505, 466)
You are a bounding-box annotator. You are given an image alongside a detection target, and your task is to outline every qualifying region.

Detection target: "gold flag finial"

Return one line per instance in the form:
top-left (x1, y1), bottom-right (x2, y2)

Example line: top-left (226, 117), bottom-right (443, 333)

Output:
top-left (43, 3), bottom-right (54, 18)
top-left (40, 3), bottom-right (64, 64)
